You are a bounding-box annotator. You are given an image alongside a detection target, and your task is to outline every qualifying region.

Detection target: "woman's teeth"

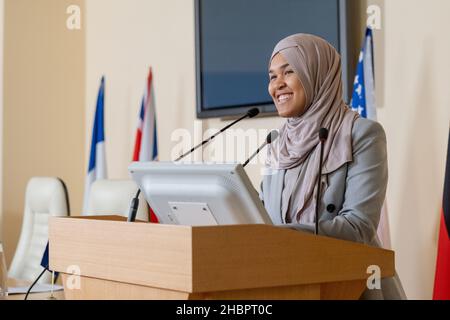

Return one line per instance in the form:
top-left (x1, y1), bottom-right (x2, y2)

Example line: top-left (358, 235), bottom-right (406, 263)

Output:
top-left (278, 94), bottom-right (293, 103)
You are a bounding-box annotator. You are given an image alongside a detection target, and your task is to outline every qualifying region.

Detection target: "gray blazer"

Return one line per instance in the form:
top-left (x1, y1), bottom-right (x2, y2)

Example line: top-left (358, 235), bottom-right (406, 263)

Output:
top-left (260, 118), bottom-right (406, 300)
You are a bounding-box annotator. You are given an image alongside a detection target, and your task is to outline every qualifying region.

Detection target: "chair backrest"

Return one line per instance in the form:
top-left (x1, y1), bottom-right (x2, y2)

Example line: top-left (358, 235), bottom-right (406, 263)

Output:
top-left (85, 180), bottom-right (149, 222)
top-left (8, 177), bottom-right (70, 283)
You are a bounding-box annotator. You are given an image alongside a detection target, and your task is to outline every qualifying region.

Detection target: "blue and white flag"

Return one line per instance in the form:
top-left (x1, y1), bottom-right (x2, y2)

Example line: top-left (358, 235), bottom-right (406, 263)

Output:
top-left (351, 28), bottom-right (391, 249)
top-left (82, 77), bottom-right (107, 214)
top-left (40, 242), bottom-right (58, 279)
top-left (351, 28), bottom-right (377, 120)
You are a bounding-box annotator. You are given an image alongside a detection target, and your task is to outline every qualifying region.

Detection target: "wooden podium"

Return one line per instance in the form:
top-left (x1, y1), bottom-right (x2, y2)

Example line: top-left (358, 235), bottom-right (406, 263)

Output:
top-left (48, 216), bottom-right (394, 300)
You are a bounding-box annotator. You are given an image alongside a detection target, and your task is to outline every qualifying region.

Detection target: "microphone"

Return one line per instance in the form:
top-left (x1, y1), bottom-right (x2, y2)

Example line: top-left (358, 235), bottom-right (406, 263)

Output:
top-left (129, 109), bottom-right (260, 222)
top-left (243, 130), bottom-right (279, 168)
top-left (175, 108), bottom-right (260, 162)
top-left (127, 189), bottom-right (141, 222)
top-left (315, 128), bottom-right (329, 235)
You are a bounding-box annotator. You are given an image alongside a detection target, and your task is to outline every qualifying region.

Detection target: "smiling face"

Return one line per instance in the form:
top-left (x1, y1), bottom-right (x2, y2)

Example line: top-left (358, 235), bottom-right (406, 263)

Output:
top-left (268, 53), bottom-right (307, 118)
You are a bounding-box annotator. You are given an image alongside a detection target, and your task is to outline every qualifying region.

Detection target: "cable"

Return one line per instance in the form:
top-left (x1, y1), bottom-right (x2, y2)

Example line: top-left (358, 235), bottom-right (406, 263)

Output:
top-left (24, 267), bottom-right (49, 300)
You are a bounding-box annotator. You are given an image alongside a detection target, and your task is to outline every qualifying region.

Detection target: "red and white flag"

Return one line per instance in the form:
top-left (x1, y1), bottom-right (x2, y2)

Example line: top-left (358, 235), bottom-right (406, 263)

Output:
top-left (133, 68), bottom-right (159, 222)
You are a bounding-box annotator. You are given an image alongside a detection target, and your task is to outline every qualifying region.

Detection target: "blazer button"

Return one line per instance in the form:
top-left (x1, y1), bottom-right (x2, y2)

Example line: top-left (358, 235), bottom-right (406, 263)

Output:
top-left (327, 204), bottom-right (336, 213)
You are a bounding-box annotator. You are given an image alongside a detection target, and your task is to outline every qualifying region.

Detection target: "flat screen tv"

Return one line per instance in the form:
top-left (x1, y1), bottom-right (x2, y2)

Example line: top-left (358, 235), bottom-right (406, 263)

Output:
top-left (195, 0), bottom-right (352, 119)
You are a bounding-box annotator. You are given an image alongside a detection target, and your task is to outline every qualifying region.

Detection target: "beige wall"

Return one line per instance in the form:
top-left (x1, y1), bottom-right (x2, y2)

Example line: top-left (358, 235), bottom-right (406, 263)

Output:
top-left (2, 0), bottom-right (86, 264)
top-left (0, 0), bottom-right (4, 242)
top-left (374, 0), bottom-right (450, 299)
top-left (85, 0), bottom-right (200, 178)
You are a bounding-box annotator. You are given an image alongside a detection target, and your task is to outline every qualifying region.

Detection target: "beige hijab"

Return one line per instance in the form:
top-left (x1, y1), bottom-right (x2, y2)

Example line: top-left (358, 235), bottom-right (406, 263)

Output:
top-left (267, 34), bottom-right (359, 223)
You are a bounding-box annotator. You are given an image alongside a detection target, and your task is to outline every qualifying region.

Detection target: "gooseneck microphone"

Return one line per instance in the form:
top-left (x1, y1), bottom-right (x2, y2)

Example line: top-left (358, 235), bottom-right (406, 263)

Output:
top-left (243, 130), bottom-right (279, 168)
top-left (175, 108), bottom-right (260, 162)
top-left (127, 189), bottom-right (141, 222)
top-left (315, 128), bottom-right (329, 235)
top-left (128, 108), bottom-right (260, 222)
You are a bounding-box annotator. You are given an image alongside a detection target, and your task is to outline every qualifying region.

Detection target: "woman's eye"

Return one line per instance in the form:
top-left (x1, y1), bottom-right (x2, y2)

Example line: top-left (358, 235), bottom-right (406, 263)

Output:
top-left (269, 75), bottom-right (276, 81)
top-left (285, 70), bottom-right (294, 75)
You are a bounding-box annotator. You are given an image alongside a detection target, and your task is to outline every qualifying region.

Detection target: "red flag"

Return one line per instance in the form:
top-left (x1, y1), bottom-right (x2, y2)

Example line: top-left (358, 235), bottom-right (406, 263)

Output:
top-left (433, 129), bottom-right (450, 299)
top-left (132, 68), bottom-right (159, 223)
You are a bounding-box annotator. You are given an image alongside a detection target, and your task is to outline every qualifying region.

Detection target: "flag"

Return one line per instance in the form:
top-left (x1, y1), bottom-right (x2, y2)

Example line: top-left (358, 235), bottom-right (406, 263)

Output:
top-left (40, 243), bottom-right (50, 269)
top-left (351, 28), bottom-right (376, 119)
top-left (82, 77), bottom-right (107, 214)
top-left (350, 28), bottom-right (391, 249)
top-left (133, 68), bottom-right (159, 222)
top-left (433, 129), bottom-right (450, 300)
top-left (40, 242), bottom-right (58, 279)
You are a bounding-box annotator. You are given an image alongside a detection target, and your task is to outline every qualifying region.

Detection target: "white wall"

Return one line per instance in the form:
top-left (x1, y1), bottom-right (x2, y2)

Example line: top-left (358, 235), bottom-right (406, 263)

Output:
top-left (85, 0), bottom-right (200, 179)
top-left (85, 0), bottom-right (450, 299)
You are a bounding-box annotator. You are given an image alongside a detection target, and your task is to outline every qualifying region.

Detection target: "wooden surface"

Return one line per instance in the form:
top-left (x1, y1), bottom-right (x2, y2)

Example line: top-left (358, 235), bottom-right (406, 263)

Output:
top-left (49, 216), bottom-right (395, 300)
top-left (61, 276), bottom-right (366, 300)
top-left (50, 216), bottom-right (193, 292)
top-left (320, 280), bottom-right (367, 300)
top-left (62, 275), bottom-right (190, 300)
top-left (62, 275), bottom-right (323, 300)
top-left (191, 284), bottom-right (322, 300)
top-left (62, 275), bottom-right (365, 300)
top-left (190, 224), bottom-right (394, 292)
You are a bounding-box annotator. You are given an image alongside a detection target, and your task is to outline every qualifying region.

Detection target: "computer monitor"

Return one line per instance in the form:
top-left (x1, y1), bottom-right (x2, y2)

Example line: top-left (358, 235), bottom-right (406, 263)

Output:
top-left (128, 162), bottom-right (273, 226)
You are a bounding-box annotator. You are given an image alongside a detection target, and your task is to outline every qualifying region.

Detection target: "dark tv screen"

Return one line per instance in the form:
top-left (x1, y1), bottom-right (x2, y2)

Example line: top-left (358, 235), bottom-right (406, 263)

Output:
top-left (195, 0), bottom-right (350, 119)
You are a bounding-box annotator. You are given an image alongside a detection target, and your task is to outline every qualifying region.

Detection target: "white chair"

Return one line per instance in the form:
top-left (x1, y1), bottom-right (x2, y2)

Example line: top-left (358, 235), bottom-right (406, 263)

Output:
top-left (8, 177), bottom-right (70, 284)
top-left (85, 180), bottom-right (149, 222)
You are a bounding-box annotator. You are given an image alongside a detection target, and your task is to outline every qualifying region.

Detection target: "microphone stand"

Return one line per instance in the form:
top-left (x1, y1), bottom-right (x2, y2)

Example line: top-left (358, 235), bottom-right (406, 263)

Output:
top-left (243, 130), bottom-right (279, 168)
top-left (129, 109), bottom-right (260, 223)
top-left (175, 108), bottom-right (259, 162)
top-left (243, 142), bottom-right (267, 168)
top-left (315, 128), bottom-right (329, 235)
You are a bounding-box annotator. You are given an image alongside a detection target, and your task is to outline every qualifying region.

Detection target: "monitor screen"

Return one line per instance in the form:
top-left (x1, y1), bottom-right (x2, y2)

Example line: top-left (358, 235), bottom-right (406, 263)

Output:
top-left (128, 162), bottom-right (273, 226)
top-left (195, 0), bottom-right (350, 119)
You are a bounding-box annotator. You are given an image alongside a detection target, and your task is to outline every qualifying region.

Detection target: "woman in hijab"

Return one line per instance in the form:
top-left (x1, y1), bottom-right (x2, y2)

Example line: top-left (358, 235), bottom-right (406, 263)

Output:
top-left (260, 34), bottom-right (406, 300)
